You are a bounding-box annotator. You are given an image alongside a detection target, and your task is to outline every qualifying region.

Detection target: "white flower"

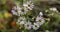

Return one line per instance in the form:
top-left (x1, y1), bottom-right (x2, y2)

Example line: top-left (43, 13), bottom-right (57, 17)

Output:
top-left (18, 17), bottom-right (26, 25)
top-left (12, 6), bottom-right (22, 12)
top-left (36, 16), bottom-right (45, 25)
top-left (11, 6), bottom-right (27, 15)
top-left (39, 12), bottom-right (43, 16)
top-left (18, 9), bottom-right (26, 15)
top-left (11, 6), bottom-right (22, 15)
top-left (49, 7), bottom-right (58, 12)
top-left (24, 21), bottom-right (32, 30)
top-left (11, 10), bottom-right (18, 15)
top-left (32, 22), bottom-right (40, 30)
top-left (23, 1), bottom-right (34, 10)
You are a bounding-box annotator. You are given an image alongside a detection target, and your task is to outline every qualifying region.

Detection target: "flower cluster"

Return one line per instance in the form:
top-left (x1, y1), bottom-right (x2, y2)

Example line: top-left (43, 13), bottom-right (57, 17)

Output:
top-left (17, 12), bottom-right (45, 30)
top-left (0, 0), bottom-right (60, 32)
top-left (11, 6), bottom-right (26, 16)
top-left (11, 1), bottom-right (34, 16)
top-left (11, 0), bottom-right (45, 30)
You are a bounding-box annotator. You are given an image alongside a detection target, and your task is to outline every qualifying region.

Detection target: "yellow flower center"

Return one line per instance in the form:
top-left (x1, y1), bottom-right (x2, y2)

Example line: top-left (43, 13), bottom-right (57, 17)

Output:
top-left (34, 25), bottom-right (37, 27)
top-left (21, 9), bottom-right (24, 12)
top-left (28, 4), bottom-right (30, 7)
top-left (38, 18), bottom-right (42, 22)
top-left (27, 24), bottom-right (29, 27)
top-left (15, 9), bottom-right (18, 12)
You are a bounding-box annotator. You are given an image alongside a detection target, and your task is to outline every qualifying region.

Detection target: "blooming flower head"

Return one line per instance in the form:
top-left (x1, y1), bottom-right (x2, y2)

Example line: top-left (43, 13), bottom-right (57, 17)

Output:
top-left (32, 22), bottom-right (40, 30)
top-left (11, 6), bottom-right (22, 16)
top-left (18, 9), bottom-right (26, 15)
top-left (24, 21), bottom-right (32, 30)
top-left (36, 16), bottom-right (45, 25)
top-left (18, 17), bottom-right (26, 25)
top-left (23, 1), bottom-right (34, 10)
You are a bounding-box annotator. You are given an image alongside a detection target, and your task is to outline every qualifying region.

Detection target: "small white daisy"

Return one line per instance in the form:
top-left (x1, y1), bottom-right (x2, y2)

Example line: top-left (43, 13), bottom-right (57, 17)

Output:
top-left (18, 9), bottom-right (26, 15)
top-left (36, 16), bottom-right (45, 25)
top-left (24, 21), bottom-right (32, 30)
top-left (11, 10), bottom-right (18, 15)
top-left (32, 22), bottom-right (40, 30)
top-left (11, 6), bottom-right (22, 15)
top-left (18, 17), bottom-right (26, 25)
top-left (23, 1), bottom-right (34, 10)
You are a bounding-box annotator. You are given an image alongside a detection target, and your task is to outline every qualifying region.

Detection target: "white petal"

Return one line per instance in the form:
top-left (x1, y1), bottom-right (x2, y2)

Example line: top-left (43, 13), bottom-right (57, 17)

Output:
top-left (28, 7), bottom-right (32, 10)
top-left (39, 12), bottom-right (43, 16)
top-left (11, 10), bottom-right (18, 15)
top-left (33, 23), bottom-right (40, 30)
top-left (23, 4), bottom-right (28, 7)
top-left (18, 17), bottom-right (26, 25)
top-left (19, 21), bottom-right (25, 25)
